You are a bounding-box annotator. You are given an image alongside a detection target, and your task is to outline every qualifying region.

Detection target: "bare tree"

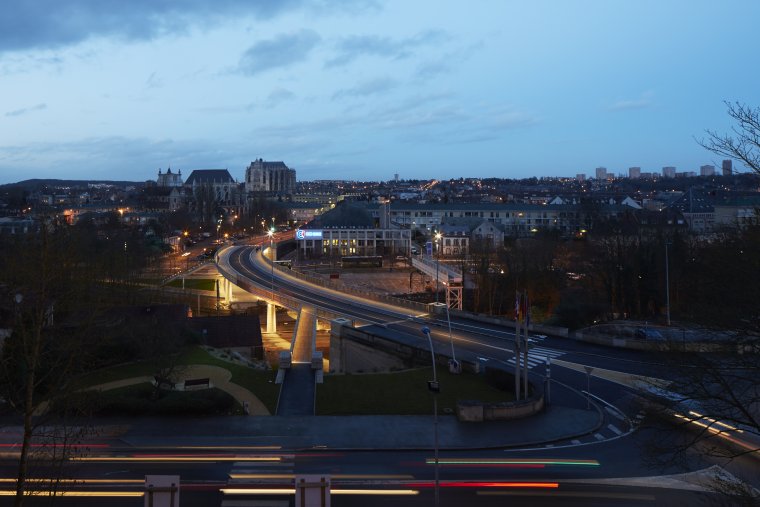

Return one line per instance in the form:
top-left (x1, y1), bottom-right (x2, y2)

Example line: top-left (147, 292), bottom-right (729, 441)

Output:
top-left (0, 215), bottom-right (152, 504)
top-left (698, 101), bottom-right (760, 174)
top-left (0, 222), bottom-right (101, 504)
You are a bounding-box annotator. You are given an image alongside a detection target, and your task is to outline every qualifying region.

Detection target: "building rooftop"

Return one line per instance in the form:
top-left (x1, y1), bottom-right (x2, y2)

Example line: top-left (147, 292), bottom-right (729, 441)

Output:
top-left (185, 169), bottom-right (235, 186)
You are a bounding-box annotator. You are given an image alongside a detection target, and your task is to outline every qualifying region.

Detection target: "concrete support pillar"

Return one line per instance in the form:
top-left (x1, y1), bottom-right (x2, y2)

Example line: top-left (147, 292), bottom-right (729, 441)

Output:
top-left (266, 302), bottom-right (277, 334)
top-left (329, 318), bottom-right (352, 373)
top-left (226, 278), bottom-right (233, 302)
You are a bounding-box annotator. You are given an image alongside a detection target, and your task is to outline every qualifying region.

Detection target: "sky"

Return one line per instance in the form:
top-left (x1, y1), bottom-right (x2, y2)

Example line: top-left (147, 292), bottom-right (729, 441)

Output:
top-left (1, 0), bottom-right (760, 184)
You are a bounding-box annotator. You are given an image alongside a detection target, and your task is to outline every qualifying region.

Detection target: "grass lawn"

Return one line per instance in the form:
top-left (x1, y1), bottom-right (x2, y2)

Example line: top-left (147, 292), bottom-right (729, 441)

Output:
top-left (71, 349), bottom-right (511, 417)
top-left (72, 347), bottom-right (280, 414)
top-left (166, 278), bottom-right (216, 291)
top-left (177, 347), bottom-right (280, 413)
top-left (71, 362), bottom-right (157, 388)
top-left (84, 382), bottom-right (242, 416)
top-left (316, 367), bottom-right (513, 415)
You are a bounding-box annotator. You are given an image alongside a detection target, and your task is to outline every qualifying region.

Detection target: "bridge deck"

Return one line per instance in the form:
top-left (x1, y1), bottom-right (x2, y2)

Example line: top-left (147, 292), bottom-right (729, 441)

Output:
top-left (412, 255), bottom-right (462, 284)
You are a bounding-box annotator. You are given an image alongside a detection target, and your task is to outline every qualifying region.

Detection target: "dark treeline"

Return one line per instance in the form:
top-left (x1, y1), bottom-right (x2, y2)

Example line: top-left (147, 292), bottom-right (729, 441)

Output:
top-left (465, 219), bottom-right (760, 333)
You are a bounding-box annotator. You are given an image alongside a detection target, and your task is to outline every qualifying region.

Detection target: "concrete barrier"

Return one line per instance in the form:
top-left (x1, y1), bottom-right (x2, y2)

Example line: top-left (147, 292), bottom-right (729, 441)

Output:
top-left (445, 308), bottom-right (570, 338)
top-left (457, 396), bottom-right (545, 422)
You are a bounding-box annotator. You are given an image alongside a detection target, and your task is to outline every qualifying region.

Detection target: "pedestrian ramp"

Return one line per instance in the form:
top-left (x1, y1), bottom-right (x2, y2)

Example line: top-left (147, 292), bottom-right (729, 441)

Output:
top-left (504, 346), bottom-right (565, 370)
top-left (275, 305), bottom-right (320, 416)
top-left (291, 305), bottom-right (316, 364)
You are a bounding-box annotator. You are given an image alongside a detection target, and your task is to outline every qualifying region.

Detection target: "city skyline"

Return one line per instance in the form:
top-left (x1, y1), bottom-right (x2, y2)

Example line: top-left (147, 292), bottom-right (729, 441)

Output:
top-left (2, 0), bottom-right (760, 184)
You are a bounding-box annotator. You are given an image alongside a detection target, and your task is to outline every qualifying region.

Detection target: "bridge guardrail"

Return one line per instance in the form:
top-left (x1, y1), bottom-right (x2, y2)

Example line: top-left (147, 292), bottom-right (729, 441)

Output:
top-left (217, 245), bottom-right (432, 322)
top-left (253, 247), bottom-right (429, 314)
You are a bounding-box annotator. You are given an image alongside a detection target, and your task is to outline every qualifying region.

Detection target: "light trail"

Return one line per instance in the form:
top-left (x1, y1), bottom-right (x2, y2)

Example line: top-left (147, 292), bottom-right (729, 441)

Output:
top-left (71, 455), bottom-right (282, 463)
top-left (425, 458), bottom-right (600, 467)
top-left (407, 481), bottom-right (559, 489)
top-left (220, 488), bottom-right (419, 496)
top-left (0, 490), bottom-right (144, 497)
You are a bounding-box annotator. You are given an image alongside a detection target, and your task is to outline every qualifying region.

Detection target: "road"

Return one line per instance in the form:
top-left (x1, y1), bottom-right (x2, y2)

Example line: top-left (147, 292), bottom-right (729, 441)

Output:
top-left (0, 242), bottom-right (752, 505)
top-left (0, 437), bottom-right (726, 506)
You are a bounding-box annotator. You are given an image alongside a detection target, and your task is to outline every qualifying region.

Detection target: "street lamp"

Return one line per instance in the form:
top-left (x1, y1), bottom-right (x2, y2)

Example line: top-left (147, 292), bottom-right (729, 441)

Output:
top-left (267, 227), bottom-right (275, 300)
top-left (434, 232), bottom-right (442, 305)
top-left (420, 326), bottom-right (440, 507)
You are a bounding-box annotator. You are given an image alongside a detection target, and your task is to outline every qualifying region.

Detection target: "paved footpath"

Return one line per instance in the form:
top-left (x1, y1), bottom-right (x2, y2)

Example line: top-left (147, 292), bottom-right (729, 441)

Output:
top-left (85, 364), bottom-right (270, 416)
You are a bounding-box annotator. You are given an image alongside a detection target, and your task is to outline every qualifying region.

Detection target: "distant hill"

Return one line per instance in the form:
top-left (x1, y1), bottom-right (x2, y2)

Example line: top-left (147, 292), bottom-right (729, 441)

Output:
top-left (0, 179), bottom-right (145, 191)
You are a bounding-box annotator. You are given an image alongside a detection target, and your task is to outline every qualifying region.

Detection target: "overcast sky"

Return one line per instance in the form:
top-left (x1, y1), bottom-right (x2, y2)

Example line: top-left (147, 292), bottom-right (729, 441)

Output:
top-left (1, 0), bottom-right (759, 184)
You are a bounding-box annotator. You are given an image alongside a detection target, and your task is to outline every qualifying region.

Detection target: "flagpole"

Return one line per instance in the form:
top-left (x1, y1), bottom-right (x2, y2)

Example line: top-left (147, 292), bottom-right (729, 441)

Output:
top-left (523, 289), bottom-right (529, 400)
top-left (514, 291), bottom-right (521, 401)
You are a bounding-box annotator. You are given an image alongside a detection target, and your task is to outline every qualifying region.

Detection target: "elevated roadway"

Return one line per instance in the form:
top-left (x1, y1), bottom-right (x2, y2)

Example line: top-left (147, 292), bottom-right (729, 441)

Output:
top-left (218, 244), bottom-right (585, 393)
top-left (216, 246), bottom-right (689, 438)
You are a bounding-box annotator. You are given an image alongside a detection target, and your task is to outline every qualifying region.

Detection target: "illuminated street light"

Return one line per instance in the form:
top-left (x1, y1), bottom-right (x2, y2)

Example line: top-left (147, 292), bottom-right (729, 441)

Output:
top-left (268, 227), bottom-right (275, 299)
top-left (420, 326), bottom-right (440, 507)
top-left (434, 232), bottom-right (442, 305)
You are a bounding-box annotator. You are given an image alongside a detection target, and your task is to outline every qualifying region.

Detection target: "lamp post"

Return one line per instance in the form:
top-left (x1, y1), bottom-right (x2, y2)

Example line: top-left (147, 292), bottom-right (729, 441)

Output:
top-left (420, 326), bottom-right (440, 507)
top-left (267, 227), bottom-right (275, 300)
top-left (434, 232), bottom-right (442, 305)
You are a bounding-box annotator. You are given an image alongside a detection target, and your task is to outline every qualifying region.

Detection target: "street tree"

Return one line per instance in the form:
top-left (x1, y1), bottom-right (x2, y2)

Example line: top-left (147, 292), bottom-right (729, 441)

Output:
top-left (698, 101), bottom-right (760, 174)
top-left (0, 217), bottom-right (153, 504)
top-left (0, 221), bottom-right (102, 504)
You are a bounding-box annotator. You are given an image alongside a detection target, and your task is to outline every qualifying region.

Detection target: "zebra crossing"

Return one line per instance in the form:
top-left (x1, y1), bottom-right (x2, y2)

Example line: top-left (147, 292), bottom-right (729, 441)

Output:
top-left (503, 346), bottom-right (565, 370)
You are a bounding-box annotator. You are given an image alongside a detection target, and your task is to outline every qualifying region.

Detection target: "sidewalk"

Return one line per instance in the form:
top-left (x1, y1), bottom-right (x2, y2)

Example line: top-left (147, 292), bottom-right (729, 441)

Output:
top-left (114, 404), bottom-right (601, 451)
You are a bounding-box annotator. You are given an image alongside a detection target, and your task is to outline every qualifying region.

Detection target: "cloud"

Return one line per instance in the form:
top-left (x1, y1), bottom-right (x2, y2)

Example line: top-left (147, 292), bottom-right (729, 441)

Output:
top-left (0, 54), bottom-right (64, 75)
top-left (606, 92), bottom-right (654, 111)
top-left (145, 71), bottom-right (163, 89)
top-left (489, 110), bottom-right (540, 130)
top-left (414, 60), bottom-right (451, 79)
top-left (4, 103), bottom-right (47, 117)
top-left (237, 29), bottom-right (321, 75)
top-left (325, 29), bottom-right (448, 67)
top-left (0, 135), bottom-right (248, 183)
top-left (0, 1), bottom-right (275, 53)
top-left (332, 77), bottom-right (397, 100)
top-left (376, 105), bottom-right (467, 129)
top-left (266, 87), bottom-right (296, 107)
top-left (192, 103), bottom-right (255, 114)
top-left (0, 0), bottom-right (374, 54)
top-left (391, 105), bottom-right (539, 146)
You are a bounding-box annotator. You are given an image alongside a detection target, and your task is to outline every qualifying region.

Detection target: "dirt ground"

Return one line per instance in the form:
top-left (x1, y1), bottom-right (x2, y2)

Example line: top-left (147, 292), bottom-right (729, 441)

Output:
top-left (299, 265), bottom-right (435, 295)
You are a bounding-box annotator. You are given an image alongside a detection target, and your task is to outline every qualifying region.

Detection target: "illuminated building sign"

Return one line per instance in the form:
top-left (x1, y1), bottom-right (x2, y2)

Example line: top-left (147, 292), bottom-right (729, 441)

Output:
top-left (296, 230), bottom-right (323, 240)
